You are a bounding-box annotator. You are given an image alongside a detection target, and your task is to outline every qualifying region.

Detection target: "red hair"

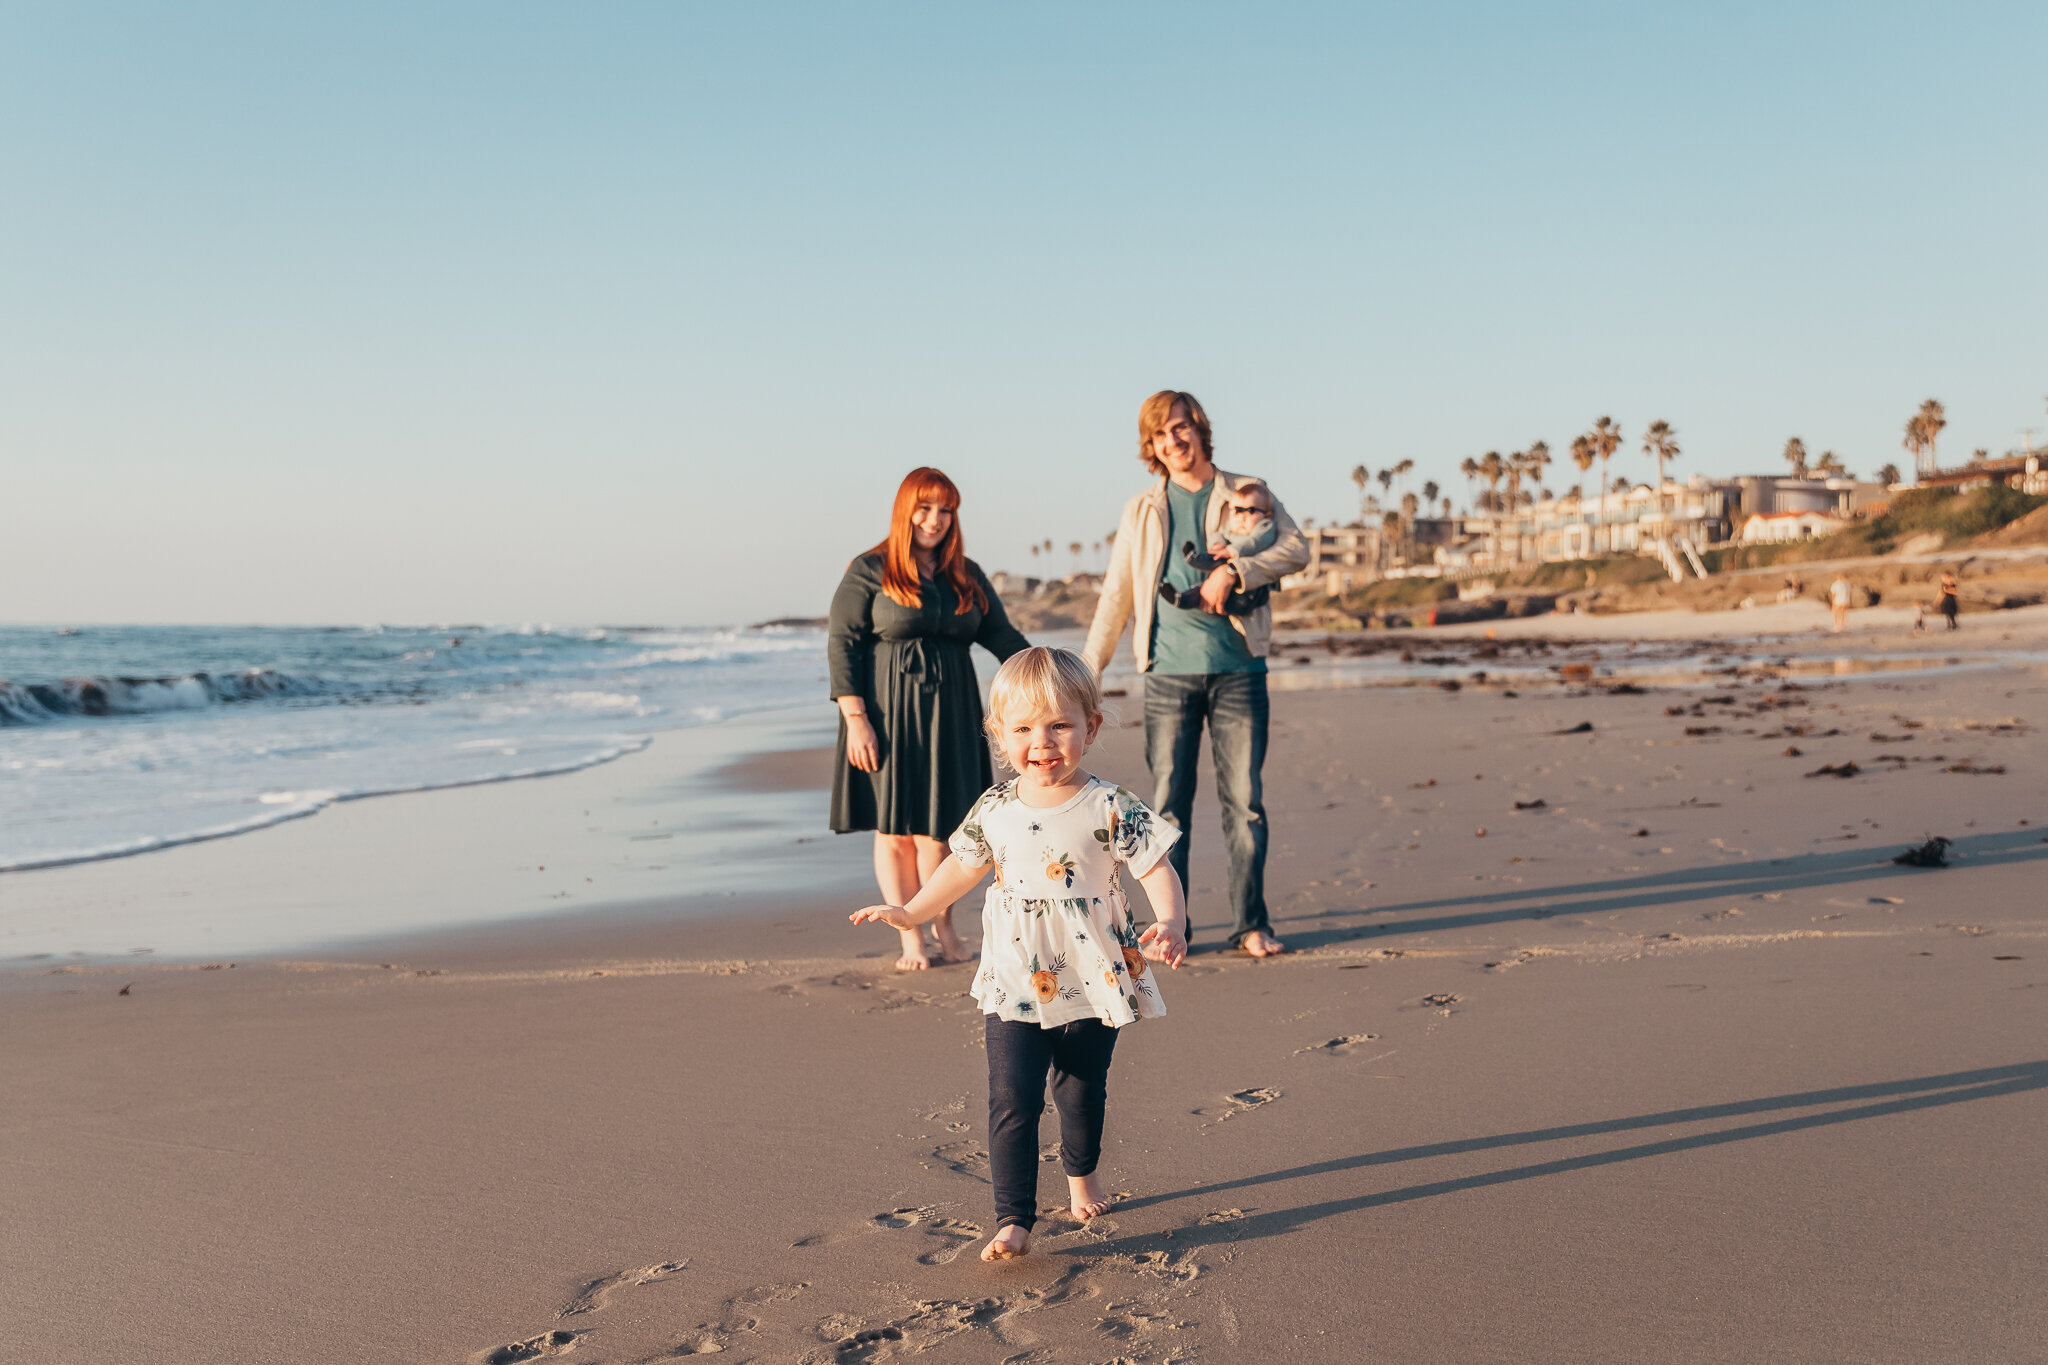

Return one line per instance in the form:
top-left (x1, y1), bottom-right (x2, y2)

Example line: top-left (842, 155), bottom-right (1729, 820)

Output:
top-left (864, 467), bottom-right (987, 615)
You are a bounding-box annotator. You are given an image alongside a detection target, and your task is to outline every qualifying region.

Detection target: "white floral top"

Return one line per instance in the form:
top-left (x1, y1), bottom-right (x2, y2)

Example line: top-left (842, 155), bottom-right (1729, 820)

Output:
top-left (949, 775), bottom-right (1180, 1028)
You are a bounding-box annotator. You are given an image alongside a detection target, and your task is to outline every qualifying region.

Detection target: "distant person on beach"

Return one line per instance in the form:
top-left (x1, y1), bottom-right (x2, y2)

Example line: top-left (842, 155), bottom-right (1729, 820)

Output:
top-left (1158, 483), bottom-right (1278, 615)
top-left (1083, 390), bottom-right (1310, 958)
top-left (1829, 574), bottom-right (1853, 633)
top-left (1938, 570), bottom-right (1961, 630)
top-left (852, 647), bottom-right (1187, 1261)
top-left (829, 467), bottom-right (1031, 970)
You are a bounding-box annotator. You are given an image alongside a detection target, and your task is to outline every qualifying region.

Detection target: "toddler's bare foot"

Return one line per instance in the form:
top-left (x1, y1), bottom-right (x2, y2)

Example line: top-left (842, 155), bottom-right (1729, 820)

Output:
top-left (981, 1224), bottom-right (1030, 1261)
top-left (895, 929), bottom-right (932, 972)
top-left (1241, 929), bottom-right (1286, 957)
top-left (1068, 1172), bottom-right (1111, 1221)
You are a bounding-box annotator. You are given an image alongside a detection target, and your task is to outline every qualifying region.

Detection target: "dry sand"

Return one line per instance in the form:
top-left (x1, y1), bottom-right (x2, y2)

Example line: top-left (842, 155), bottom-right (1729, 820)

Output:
top-left (5, 612), bottom-right (2047, 1363)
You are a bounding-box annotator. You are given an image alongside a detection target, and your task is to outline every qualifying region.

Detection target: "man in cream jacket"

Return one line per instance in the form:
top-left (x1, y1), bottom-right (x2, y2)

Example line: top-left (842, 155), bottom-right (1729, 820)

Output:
top-left (1082, 390), bottom-right (1310, 957)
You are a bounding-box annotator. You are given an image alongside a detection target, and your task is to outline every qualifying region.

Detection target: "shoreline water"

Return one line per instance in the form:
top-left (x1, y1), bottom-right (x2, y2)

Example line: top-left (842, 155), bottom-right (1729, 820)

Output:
top-left (9, 604), bottom-right (2048, 963)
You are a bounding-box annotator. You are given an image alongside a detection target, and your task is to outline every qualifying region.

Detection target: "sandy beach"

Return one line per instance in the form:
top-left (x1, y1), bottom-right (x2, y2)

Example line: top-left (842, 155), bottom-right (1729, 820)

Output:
top-left (5, 606), bottom-right (2045, 1363)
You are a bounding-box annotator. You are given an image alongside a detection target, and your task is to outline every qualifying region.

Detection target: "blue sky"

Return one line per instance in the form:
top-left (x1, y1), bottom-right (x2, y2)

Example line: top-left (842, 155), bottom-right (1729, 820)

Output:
top-left (4, 3), bottom-right (2043, 625)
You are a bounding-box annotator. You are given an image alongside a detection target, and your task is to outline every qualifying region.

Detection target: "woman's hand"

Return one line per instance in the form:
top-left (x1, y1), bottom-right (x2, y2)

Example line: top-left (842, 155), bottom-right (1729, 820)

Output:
top-left (845, 714), bottom-right (881, 772)
top-left (1138, 918), bottom-right (1187, 970)
top-left (851, 903), bottom-right (919, 930)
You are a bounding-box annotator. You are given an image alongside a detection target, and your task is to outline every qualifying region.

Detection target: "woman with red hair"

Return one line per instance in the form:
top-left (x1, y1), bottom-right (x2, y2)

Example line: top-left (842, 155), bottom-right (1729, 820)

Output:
top-left (829, 468), bottom-right (1031, 970)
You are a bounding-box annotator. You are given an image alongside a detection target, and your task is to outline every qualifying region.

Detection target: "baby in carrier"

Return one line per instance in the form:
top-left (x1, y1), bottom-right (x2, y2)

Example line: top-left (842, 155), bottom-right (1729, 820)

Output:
top-left (1157, 483), bottom-right (1277, 616)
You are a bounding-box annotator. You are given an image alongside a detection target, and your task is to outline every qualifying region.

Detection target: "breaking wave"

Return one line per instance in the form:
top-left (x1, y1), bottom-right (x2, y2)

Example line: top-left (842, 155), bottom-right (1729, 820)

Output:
top-left (0, 669), bottom-right (329, 726)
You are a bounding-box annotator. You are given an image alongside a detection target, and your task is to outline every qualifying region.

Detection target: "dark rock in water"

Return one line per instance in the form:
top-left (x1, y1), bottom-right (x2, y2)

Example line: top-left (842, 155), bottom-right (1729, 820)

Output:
top-left (1893, 837), bottom-right (1953, 868)
top-left (1426, 599), bottom-right (1509, 626)
top-left (1513, 798), bottom-right (1546, 810)
top-left (1436, 678), bottom-right (1462, 691)
top-left (1804, 761), bottom-right (1861, 778)
top-left (1607, 682), bottom-right (1647, 695)
top-left (1553, 721), bottom-right (1593, 734)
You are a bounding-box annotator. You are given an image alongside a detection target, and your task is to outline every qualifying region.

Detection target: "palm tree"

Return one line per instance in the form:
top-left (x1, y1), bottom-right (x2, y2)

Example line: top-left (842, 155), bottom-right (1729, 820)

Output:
top-left (1392, 458), bottom-right (1415, 505)
top-left (1642, 420), bottom-right (1680, 545)
top-left (1377, 468), bottom-right (1394, 500)
top-left (1876, 463), bottom-right (1901, 486)
top-left (1030, 544), bottom-right (1040, 559)
top-left (1589, 417), bottom-right (1623, 555)
top-left (1422, 479), bottom-right (1440, 510)
top-left (1400, 492), bottom-right (1420, 562)
top-left (1477, 451), bottom-right (1507, 566)
top-left (1904, 398), bottom-right (1946, 477)
top-left (1068, 541), bottom-right (1083, 569)
top-left (1570, 436), bottom-right (1597, 557)
top-left (1350, 465), bottom-right (1370, 522)
top-left (1503, 452), bottom-right (1526, 564)
top-left (1509, 442), bottom-right (1551, 564)
top-left (1814, 451), bottom-right (1847, 478)
top-left (1783, 436), bottom-right (1808, 478)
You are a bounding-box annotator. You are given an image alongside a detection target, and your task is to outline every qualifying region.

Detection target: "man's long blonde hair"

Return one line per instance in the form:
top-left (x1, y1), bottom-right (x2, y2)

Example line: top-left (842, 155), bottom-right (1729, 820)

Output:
top-left (1137, 390), bottom-right (1214, 476)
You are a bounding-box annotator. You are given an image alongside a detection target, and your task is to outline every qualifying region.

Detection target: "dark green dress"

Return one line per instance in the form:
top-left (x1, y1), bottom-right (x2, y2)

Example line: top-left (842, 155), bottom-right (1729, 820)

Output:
top-left (828, 553), bottom-right (1030, 837)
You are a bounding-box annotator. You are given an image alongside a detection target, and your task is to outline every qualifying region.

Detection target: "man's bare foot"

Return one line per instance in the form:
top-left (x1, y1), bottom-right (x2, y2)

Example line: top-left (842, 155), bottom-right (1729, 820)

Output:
top-left (981, 1224), bottom-right (1030, 1260)
top-left (1068, 1172), bottom-right (1112, 1221)
top-left (895, 929), bottom-right (932, 972)
top-left (1241, 929), bottom-right (1286, 957)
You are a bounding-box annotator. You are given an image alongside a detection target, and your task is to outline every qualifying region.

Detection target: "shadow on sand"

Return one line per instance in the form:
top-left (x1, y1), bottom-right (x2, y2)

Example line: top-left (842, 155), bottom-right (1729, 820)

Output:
top-left (1078, 1060), bottom-right (2047, 1256)
top-left (1270, 828), bottom-right (2048, 951)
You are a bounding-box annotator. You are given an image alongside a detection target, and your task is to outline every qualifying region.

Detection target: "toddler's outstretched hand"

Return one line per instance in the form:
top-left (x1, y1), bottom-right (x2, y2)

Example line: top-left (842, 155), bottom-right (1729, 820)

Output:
top-left (851, 904), bottom-right (917, 929)
top-left (1138, 920), bottom-right (1187, 970)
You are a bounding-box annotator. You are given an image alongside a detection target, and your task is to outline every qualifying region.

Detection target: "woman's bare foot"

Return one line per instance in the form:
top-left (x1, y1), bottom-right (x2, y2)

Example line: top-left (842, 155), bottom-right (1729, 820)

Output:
top-left (1068, 1172), bottom-right (1112, 1221)
top-left (895, 929), bottom-right (932, 972)
top-left (932, 917), bottom-right (972, 964)
top-left (1240, 929), bottom-right (1286, 957)
top-left (981, 1224), bottom-right (1030, 1260)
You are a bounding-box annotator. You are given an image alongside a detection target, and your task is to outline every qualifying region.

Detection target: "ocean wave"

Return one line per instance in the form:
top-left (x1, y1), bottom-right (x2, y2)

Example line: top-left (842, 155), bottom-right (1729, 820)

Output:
top-left (0, 669), bottom-right (325, 726)
top-left (0, 735), bottom-right (653, 873)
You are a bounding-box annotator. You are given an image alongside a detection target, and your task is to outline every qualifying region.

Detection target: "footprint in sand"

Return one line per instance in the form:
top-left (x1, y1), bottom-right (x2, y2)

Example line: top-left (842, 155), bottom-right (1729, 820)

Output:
top-left (1292, 1032), bottom-right (1379, 1056)
top-left (478, 1330), bottom-right (580, 1364)
top-left (557, 1260), bottom-right (688, 1317)
top-left (1196, 1087), bottom-right (1282, 1120)
top-left (471, 1260), bottom-right (689, 1363)
top-left (929, 1138), bottom-right (992, 1182)
top-left (796, 1206), bottom-right (985, 1265)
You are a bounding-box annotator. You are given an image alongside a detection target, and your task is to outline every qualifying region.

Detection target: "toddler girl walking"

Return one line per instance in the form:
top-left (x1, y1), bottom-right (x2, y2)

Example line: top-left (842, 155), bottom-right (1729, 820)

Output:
top-left (851, 646), bottom-right (1188, 1261)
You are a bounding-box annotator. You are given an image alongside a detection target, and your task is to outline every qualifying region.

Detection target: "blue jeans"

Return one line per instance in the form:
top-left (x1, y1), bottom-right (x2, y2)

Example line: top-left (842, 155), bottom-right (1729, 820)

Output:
top-left (1142, 671), bottom-right (1270, 945)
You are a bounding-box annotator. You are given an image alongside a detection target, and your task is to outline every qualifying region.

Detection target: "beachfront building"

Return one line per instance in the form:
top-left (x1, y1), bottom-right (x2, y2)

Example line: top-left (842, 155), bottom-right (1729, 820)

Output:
top-left (1285, 517), bottom-right (1466, 592)
top-left (1286, 471), bottom-right (1902, 591)
top-left (1912, 453), bottom-right (2048, 497)
top-left (1738, 509), bottom-right (1851, 543)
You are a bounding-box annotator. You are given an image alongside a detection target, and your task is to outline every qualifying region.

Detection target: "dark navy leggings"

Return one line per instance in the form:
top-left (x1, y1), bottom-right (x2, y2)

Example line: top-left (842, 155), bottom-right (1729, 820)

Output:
top-left (985, 1015), bottom-right (1120, 1232)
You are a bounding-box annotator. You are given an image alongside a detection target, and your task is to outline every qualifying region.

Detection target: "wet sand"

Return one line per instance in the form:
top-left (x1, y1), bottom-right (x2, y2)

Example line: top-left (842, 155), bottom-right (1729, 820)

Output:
top-left (5, 615), bottom-right (2046, 1362)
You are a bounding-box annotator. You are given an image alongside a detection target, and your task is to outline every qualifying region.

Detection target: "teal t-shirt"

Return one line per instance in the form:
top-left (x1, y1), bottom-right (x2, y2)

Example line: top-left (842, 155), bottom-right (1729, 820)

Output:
top-left (1149, 478), bottom-right (1265, 676)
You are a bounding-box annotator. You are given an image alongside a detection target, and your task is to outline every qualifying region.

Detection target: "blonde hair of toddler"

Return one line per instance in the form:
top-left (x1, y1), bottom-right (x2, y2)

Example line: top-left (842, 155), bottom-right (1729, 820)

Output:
top-left (983, 647), bottom-right (1104, 767)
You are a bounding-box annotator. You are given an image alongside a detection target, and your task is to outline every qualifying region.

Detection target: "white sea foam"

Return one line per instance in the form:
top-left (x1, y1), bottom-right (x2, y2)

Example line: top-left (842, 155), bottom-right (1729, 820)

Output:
top-left (0, 623), bottom-right (826, 874)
